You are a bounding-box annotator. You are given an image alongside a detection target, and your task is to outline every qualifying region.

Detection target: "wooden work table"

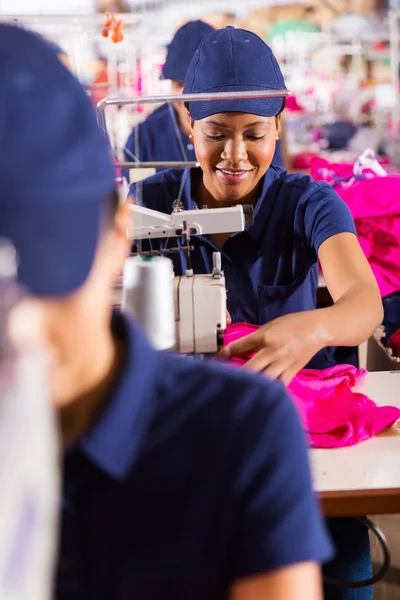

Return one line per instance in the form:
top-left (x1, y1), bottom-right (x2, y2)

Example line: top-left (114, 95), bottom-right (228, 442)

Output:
top-left (311, 371), bottom-right (400, 517)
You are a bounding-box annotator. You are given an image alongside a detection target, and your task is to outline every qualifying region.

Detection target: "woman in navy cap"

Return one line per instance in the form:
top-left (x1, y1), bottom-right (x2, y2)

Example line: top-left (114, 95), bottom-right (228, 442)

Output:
top-left (131, 26), bottom-right (382, 600)
top-left (123, 20), bottom-right (285, 180)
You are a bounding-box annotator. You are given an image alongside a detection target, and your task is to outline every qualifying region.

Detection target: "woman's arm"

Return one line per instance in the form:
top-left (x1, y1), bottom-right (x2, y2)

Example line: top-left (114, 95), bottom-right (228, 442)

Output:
top-left (230, 563), bottom-right (323, 600)
top-left (219, 232), bottom-right (382, 383)
top-left (317, 232), bottom-right (383, 346)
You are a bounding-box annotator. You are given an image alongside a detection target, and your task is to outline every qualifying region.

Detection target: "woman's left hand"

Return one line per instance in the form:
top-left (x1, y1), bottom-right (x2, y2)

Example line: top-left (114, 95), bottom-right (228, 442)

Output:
top-left (218, 311), bottom-right (332, 385)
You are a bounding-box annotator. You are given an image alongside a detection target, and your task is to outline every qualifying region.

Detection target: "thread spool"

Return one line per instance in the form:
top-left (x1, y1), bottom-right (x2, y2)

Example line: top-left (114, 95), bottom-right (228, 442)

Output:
top-left (122, 256), bottom-right (176, 350)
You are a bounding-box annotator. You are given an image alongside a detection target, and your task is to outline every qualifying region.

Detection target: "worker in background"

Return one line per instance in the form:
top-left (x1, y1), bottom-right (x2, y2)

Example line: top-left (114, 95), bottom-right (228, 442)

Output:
top-left (131, 27), bottom-right (383, 600)
top-left (1, 24), bottom-right (331, 600)
top-left (122, 20), bottom-right (214, 180)
top-left (123, 20), bottom-right (285, 181)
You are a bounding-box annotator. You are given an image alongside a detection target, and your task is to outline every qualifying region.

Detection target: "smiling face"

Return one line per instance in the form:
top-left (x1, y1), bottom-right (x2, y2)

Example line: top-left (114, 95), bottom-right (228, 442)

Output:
top-left (190, 112), bottom-right (280, 206)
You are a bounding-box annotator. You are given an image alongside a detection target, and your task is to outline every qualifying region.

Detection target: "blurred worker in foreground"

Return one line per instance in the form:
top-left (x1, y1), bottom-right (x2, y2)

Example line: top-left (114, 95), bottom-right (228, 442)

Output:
top-left (122, 20), bottom-right (285, 181)
top-left (0, 24), bottom-right (332, 600)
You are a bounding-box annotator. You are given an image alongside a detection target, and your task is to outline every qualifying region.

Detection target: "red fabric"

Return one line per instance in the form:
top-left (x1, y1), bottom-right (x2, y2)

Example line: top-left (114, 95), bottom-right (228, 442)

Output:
top-left (223, 323), bottom-right (400, 448)
top-left (87, 66), bottom-right (123, 108)
top-left (388, 329), bottom-right (400, 357)
top-left (292, 152), bottom-right (318, 169)
top-left (311, 159), bottom-right (400, 298)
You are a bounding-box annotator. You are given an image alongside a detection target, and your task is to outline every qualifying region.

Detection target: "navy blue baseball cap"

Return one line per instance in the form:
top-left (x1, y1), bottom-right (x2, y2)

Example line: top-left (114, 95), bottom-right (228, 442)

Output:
top-left (0, 24), bottom-right (115, 297)
top-left (161, 20), bottom-right (215, 82)
top-left (184, 27), bottom-right (287, 120)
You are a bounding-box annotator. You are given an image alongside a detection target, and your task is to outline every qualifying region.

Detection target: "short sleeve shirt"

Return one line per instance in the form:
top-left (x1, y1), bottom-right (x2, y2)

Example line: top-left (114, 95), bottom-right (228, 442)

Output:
top-left (123, 103), bottom-right (197, 179)
top-left (57, 313), bottom-right (332, 600)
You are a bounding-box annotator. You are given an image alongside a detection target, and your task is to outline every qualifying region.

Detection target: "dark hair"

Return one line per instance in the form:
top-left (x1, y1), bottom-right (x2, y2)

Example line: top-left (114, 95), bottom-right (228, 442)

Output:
top-left (276, 97), bottom-right (286, 116)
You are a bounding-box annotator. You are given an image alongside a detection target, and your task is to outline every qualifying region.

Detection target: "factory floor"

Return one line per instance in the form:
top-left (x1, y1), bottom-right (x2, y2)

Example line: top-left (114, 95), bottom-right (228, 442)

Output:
top-left (371, 516), bottom-right (400, 599)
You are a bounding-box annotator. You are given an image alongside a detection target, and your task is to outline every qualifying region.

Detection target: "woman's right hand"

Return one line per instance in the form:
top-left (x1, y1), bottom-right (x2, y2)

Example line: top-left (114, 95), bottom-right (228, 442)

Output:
top-left (226, 310), bottom-right (232, 326)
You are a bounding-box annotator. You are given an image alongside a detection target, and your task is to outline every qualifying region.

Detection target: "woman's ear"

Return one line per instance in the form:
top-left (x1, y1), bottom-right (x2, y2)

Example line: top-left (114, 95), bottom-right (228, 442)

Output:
top-left (275, 114), bottom-right (282, 137)
top-left (189, 118), bottom-right (195, 137)
top-left (109, 200), bottom-right (131, 275)
top-left (116, 200), bottom-right (131, 250)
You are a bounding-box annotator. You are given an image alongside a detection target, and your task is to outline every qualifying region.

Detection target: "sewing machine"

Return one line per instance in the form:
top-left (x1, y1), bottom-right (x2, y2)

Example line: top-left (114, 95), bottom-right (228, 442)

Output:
top-left (98, 86), bottom-right (289, 354)
top-left (120, 203), bottom-right (246, 354)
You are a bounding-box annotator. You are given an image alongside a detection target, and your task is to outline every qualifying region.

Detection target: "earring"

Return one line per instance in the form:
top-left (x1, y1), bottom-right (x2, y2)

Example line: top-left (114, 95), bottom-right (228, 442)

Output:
top-left (189, 134), bottom-right (193, 139)
top-left (276, 136), bottom-right (280, 140)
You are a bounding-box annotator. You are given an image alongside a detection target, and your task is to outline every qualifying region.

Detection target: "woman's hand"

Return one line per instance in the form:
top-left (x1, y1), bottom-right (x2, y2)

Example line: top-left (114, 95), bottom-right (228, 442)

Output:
top-left (218, 311), bottom-right (332, 385)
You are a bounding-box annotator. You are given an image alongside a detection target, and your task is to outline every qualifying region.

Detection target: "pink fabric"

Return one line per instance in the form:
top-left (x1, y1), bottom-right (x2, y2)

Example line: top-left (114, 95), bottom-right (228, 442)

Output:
top-left (388, 329), bottom-right (400, 358)
top-left (310, 156), bottom-right (390, 183)
top-left (285, 95), bottom-right (304, 113)
top-left (114, 164), bottom-right (122, 180)
top-left (223, 323), bottom-right (400, 448)
top-left (311, 159), bottom-right (400, 298)
top-left (311, 158), bottom-right (353, 183)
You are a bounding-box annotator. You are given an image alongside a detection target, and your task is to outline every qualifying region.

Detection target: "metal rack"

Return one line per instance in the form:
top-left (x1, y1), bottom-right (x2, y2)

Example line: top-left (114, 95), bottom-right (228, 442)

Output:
top-left (97, 88), bottom-right (290, 169)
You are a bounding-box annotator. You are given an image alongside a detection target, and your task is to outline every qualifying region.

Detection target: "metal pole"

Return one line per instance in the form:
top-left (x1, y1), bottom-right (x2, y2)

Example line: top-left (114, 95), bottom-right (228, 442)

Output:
top-left (115, 161), bottom-right (199, 169)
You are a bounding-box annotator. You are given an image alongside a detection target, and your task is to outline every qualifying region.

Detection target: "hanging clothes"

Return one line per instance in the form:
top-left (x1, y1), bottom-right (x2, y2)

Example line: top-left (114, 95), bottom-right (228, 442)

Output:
top-left (311, 156), bottom-right (400, 299)
top-left (223, 323), bottom-right (400, 449)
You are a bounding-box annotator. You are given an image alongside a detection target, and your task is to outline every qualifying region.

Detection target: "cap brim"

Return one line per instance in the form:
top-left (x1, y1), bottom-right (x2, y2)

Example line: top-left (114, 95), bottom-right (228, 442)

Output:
top-left (1, 201), bottom-right (102, 297)
top-left (188, 96), bottom-right (284, 120)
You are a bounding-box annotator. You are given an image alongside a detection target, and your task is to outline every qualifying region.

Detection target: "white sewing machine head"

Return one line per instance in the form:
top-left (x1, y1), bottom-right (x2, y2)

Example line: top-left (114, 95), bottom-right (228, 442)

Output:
top-left (127, 203), bottom-right (246, 240)
top-left (119, 203), bottom-right (247, 354)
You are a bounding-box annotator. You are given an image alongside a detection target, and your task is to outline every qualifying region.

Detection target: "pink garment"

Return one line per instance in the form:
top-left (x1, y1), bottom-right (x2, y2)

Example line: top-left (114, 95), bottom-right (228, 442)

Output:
top-left (310, 156), bottom-right (390, 183)
top-left (311, 158), bottom-right (400, 298)
top-left (285, 95), bottom-right (304, 113)
top-left (310, 158), bottom-right (355, 184)
top-left (388, 329), bottom-right (400, 358)
top-left (223, 323), bottom-right (400, 448)
top-left (288, 365), bottom-right (400, 448)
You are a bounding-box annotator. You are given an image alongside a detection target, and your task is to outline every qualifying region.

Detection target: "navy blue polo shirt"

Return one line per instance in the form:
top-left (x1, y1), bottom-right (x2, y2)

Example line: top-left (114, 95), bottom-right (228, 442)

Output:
top-left (131, 166), bottom-right (356, 368)
top-left (123, 104), bottom-right (195, 179)
top-left (57, 312), bottom-right (332, 600)
top-left (123, 104), bottom-right (283, 179)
